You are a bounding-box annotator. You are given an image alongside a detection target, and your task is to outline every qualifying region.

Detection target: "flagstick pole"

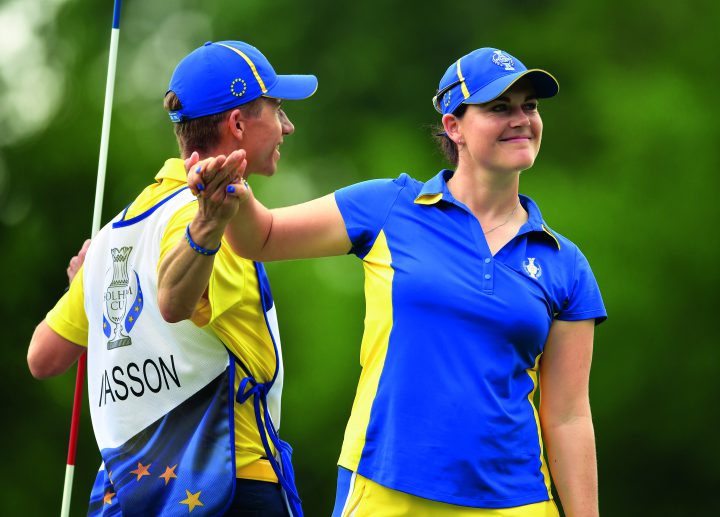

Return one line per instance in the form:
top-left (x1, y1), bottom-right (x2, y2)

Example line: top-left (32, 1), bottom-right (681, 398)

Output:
top-left (61, 353), bottom-right (86, 517)
top-left (61, 1), bottom-right (122, 516)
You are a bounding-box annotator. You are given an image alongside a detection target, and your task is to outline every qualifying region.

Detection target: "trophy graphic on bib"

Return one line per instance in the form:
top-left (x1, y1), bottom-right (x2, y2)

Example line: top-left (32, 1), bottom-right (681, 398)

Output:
top-left (105, 246), bottom-right (134, 350)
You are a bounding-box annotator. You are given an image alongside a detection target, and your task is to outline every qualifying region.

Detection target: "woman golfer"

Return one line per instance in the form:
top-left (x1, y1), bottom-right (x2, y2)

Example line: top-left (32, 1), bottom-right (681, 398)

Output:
top-left (188, 47), bottom-right (606, 517)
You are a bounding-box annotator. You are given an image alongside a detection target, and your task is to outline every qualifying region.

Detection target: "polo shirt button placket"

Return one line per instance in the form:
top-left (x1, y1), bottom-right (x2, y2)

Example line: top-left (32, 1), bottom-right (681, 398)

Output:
top-left (482, 257), bottom-right (494, 292)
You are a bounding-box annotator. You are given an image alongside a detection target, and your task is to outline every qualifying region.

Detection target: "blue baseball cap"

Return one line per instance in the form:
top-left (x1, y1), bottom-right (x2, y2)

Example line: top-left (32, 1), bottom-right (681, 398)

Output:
top-left (432, 48), bottom-right (559, 115)
top-left (167, 40), bottom-right (318, 122)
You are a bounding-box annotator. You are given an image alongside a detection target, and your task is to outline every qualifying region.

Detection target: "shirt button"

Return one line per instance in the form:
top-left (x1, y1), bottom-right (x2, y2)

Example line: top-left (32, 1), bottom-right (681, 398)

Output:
top-left (484, 258), bottom-right (491, 264)
top-left (484, 274), bottom-right (491, 280)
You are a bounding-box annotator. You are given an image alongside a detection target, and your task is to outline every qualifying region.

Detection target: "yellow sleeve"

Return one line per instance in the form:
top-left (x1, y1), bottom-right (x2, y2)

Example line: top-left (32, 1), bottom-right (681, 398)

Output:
top-left (207, 236), bottom-right (250, 324)
top-left (159, 202), bottom-right (199, 264)
top-left (45, 266), bottom-right (89, 346)
top-left (159, 203), bottom-right (248, 328)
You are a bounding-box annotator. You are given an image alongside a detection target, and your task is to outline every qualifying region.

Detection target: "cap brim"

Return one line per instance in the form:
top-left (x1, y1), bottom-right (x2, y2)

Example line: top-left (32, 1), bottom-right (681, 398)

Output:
top-left (465, 69), bottom-right (559, 105)
top-left (265, 74), bottom-right (318, 100)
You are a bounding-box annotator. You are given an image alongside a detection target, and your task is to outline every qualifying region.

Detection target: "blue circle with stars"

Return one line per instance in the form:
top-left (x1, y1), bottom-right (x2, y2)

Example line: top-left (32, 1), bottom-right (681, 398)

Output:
top-left (230, 78), bottom-right (247, 97)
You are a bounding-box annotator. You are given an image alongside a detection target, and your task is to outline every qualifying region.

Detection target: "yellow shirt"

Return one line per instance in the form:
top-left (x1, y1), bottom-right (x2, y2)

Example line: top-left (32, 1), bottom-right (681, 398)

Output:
top-left (46, 159), bottom-right (277, 482)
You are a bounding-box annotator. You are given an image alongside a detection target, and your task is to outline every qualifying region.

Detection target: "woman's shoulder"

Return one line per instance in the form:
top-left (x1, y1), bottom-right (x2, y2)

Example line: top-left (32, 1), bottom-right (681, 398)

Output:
top-left (542, 224), bottom-right (576, 251)
top-left (522, 195), bottom-right (587, 258)
top-left (339, 172), bottom-right (425, 199)
top-left (355, 172), bottom-right (423, 187)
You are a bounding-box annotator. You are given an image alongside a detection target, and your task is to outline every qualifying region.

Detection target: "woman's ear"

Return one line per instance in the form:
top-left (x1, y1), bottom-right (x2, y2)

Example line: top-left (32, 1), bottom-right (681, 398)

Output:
top-left (442, 113), bottom-right (464, 146)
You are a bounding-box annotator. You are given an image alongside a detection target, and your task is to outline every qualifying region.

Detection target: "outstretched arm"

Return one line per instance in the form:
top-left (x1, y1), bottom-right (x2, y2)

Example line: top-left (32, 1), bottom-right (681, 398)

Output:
top-left (188, 157), bottom-right (351, 262)
top-left (539, 318), bottom-right (599, 517)
top-left (226, 193), bottom-right (351, 261)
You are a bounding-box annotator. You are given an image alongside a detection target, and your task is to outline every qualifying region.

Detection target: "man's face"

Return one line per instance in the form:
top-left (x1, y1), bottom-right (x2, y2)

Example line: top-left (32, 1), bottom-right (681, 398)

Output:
top-left (242, 97), bottom-right (295, 176)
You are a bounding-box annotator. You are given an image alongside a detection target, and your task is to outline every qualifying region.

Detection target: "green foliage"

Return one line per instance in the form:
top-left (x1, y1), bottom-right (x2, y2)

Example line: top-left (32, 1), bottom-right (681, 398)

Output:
top-left (2, 0), bottom-right (717, 514)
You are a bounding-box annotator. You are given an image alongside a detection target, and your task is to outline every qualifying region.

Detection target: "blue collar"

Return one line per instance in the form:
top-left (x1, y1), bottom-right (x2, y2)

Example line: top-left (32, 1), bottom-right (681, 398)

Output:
top-left (520, 195), bottom-right (561, 250)
top-left (414, 169), bottom-right (560, 250)
top-left (414, 169), bottom-right (455, 205)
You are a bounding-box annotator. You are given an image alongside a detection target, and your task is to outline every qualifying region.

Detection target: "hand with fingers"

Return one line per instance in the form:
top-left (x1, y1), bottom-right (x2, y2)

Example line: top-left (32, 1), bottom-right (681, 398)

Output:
top-left (185, 150), bottom-right (250, 228)
top-left (181, 150), bottom-right (250, 254)
top-left (67, 239), bottom-right (91, 285)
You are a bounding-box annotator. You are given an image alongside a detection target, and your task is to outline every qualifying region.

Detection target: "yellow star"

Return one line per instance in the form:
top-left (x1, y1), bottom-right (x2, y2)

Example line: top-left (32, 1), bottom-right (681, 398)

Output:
top-left (128, 316), bottom-right (134, 322)
top-left (130, 462), bottom-right (151, 481)
top-left (134, 306), bottom-right (140, 312)
top-left (179, 490), bottom-right (204, 513)
top-left (103, 491), bottom-right (115, 505)
top-left (159, 464), bottom-right (178, 485)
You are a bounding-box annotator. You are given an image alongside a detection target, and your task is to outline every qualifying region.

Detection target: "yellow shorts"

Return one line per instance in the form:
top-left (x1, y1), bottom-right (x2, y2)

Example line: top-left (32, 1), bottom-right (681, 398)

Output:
top-left (334, 469), bottom-right (560, 517)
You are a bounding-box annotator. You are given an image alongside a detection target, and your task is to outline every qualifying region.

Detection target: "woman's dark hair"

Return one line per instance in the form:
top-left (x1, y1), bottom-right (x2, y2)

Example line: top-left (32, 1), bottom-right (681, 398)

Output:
top-left (163, 92), bottom-right (262, 158)
top-left (432, 103), bottom-right (468, 167)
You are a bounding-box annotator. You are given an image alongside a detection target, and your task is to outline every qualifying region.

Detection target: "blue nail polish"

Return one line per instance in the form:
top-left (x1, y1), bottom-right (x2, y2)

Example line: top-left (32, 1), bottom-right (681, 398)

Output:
top-left (195, 165), bottom-right (201, 173)
top-left (197, 183), bottom-right (204, 191)
top-left (227, 185), bottom-right (236, 193)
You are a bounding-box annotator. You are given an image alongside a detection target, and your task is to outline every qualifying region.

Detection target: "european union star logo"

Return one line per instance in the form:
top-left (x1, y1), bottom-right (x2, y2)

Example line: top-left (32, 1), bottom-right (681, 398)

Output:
top-left (124, 271), bottom-right (144, 332)
top-left (103, 315), bottom-right (111, 339)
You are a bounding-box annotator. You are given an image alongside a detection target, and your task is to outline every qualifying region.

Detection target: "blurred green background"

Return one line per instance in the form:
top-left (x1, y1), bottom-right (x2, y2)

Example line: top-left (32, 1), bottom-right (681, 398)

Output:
top-left (2, 0), bottom-right (718, 515)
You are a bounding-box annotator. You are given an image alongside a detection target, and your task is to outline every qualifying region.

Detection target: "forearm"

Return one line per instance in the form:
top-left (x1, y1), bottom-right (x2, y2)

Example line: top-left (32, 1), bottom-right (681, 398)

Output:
top-left (157, 216), bottom-right (224, 323)
top-left (543, 415), bottom-right (599, 517)
top-left (225, 196), bottom-right (274, 260)
top-left (226, 194), bottom-right (351, 261)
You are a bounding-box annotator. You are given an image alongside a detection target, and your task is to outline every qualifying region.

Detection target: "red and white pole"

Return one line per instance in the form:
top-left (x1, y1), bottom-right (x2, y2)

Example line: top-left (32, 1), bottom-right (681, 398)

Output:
top-left (61, 353), bottom-right (86, 517)
top-left (61, 1), bottom-right (122, 515)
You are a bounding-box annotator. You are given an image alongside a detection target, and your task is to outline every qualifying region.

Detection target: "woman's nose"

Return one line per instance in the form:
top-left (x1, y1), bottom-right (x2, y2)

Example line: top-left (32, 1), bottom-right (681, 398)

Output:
top-left (509, 106), bottom-right (531, 127)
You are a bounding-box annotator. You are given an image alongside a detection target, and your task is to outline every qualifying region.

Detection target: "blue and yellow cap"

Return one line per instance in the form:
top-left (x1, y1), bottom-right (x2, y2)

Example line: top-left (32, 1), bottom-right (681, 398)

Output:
top-left (432, 48), bottom-right (559, 115)
top-left (167, 40), bottom-right (318, 122)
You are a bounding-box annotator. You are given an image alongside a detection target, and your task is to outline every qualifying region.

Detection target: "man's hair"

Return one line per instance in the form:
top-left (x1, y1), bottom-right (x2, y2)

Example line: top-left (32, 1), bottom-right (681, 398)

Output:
top-left (432, 103), bottom-right (468, 167)
top-left (163, 92), bottom-right (264, 158)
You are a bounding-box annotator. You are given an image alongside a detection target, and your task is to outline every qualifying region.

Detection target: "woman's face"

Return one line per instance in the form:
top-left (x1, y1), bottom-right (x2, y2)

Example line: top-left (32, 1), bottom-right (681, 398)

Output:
top-left (451, 79), bottom-right (543, 174)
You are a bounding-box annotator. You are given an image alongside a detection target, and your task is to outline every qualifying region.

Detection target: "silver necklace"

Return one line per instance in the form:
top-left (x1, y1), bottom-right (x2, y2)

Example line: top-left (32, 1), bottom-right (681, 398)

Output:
top-left (482, 199), bottom-right (520, 235)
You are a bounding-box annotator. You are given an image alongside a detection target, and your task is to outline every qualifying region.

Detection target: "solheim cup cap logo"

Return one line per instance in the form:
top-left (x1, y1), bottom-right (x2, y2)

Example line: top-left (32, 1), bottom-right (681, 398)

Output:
top-left (167, 40), bottom-right (319, 122)
top-left (432, 47), bottom-right (560, 115)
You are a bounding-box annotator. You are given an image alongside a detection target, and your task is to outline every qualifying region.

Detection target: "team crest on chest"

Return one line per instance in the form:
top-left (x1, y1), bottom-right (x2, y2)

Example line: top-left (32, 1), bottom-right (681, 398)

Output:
top-left (103, 246), bottom-right (144, 349)
top-left (523, 257), bottom-right (542, 279)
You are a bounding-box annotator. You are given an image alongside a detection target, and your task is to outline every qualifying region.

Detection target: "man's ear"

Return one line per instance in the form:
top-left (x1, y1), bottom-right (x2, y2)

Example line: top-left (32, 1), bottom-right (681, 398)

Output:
top-left (228, 109), bottom-right (244, 140)
top-left (442, 113), bottom-right (464, 146)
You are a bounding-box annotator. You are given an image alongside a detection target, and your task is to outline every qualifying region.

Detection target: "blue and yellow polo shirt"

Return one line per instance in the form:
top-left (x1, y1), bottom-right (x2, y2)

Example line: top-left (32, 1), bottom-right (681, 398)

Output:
top-left (334, 170), bottom-right (606, 508)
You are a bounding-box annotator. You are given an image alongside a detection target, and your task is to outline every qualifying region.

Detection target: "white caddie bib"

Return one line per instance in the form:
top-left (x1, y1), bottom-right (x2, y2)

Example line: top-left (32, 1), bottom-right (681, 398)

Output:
top-left (82, 187), bottom-right (291, 516)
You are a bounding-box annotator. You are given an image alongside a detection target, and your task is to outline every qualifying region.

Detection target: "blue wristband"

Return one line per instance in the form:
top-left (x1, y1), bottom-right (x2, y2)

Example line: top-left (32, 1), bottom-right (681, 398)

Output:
top-left (185, 225), bottom-right (221, 256)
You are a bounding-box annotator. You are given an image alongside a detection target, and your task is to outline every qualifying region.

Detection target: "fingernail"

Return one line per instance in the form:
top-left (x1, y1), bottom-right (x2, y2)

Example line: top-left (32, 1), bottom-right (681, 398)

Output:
top-left (195, 165), bottom-right (202, 173)
top-left (227, 185), bottom-right (236, 193)
top-left (197, 183), bottom-right (204, 191)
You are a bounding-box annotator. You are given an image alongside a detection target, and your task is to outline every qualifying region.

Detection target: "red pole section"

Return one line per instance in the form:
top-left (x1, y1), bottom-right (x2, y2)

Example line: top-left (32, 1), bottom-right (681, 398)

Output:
top-left (66, 352), bottom-right (86, 465)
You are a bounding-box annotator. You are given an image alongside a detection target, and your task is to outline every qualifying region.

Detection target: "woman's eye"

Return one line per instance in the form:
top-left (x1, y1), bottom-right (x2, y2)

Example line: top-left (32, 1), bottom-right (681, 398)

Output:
top-left (523, 102), bottom-right (538, 111)
top-left (491, 104), bottom-right (508, 112)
